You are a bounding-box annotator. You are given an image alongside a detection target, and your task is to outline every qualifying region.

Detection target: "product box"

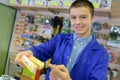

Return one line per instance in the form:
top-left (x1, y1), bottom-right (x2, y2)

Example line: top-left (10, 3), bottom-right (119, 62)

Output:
top-left (10, 0), bottom-right (15, 4)
top-left (34, 0), bottom-right (44, 6)
top-left (21, 55), bottom-right (44, 80)
top-left (21, 0), bottom-right (29, 5)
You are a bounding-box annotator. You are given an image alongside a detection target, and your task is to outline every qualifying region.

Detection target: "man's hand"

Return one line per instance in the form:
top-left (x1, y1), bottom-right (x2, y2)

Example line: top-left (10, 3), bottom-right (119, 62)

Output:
top-left (49, 64), bottom-right (72, 80)
top-left (14, 50), bottom-right (33, 68)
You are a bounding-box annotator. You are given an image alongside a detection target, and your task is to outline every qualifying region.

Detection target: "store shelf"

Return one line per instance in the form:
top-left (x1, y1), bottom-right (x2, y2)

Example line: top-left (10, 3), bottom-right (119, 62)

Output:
top-left (9, 4), bottom-right (69, 13)
top-left (9, 4), bottom-right (111, 16)
top-left (94, 8), bottom-right (111, 17)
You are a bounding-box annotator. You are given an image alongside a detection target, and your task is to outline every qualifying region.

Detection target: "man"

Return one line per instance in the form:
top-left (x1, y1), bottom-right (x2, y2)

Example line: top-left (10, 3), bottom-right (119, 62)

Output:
top-left (15, 0), bottom-right (109, 80)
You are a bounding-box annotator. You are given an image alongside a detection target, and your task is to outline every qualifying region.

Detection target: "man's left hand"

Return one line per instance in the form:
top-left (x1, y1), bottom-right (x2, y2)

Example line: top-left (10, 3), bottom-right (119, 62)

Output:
top-left (49, 64), bottom-right (71, 80)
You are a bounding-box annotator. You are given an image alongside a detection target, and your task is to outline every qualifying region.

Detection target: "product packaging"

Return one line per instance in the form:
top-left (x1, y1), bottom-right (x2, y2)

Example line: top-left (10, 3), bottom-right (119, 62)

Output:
top-left (21, 55), bottom-right (44, 80)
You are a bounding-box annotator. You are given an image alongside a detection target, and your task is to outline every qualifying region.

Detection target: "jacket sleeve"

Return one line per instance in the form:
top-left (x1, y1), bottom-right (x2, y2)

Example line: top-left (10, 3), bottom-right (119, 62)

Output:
top-left (28, 34), bottom-right (59, 61)
top-left (90, 50), bottom-right (109, 80)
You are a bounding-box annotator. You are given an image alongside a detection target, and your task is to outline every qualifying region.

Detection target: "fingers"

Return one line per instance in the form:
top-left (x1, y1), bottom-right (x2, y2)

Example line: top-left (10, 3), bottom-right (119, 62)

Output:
top-left (49, 64), bottom-right (71, 80)
top-left (14, 52), bottom-right (23, 65)
top-left (49, 64), bottom-right (66, 72)
top-left (49, 68), bottom-right (62, 80)
top-left (55, 65), bottom-right (67, 72)
top-left (14, 50), bottom-right (33, 68)
top-left (17, 59), bottom-right (26, 68)
top-left (49, 71), bottom-right (57, 80)
top-left (24, 50), bottom-right (33, 57)
top-left (49, 64), bottom-right (56, 69)
top-left (49, 64), bottom-right (67, 79)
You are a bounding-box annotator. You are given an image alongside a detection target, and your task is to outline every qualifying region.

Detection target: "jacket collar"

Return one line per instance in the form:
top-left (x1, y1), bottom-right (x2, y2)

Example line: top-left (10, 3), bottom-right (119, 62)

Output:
top-left (87, 35), bottom-right (100, 50)
top-left (66, 33), bottom-right (100, 50)
top-left (63, 33), bottom-right (74, 45)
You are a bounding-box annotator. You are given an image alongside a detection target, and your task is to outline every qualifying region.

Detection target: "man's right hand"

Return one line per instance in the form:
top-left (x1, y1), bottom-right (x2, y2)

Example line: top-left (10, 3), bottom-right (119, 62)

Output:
top-left (14, 50), bottom-right (33, 68)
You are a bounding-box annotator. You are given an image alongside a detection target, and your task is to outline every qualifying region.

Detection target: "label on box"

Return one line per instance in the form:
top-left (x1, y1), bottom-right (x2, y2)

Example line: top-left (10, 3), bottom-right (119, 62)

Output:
top-left (93, 3), bottom-right (99, 8)
top-left (64, 1), bottom-right (71, 7)
top-left (51, 1), bottom-right (57, 6)
top-left (36, 2), bottom-right (43, 5)
top-left (22, 55), bottom-right (37, 74)
top-left (10, 0), bottom-right (14, 4)
top-left (21, 0), bottom-right (28, 4)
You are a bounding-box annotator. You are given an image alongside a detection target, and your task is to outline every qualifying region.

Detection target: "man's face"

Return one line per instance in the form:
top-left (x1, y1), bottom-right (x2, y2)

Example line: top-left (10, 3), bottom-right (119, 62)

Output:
top-left (70, 7), bottom-right (94, 37)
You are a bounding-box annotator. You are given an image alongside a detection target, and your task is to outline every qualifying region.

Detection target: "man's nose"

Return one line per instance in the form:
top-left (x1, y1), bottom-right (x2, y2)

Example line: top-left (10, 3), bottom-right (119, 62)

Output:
top-left (76, 18), bottom-right (82, 24)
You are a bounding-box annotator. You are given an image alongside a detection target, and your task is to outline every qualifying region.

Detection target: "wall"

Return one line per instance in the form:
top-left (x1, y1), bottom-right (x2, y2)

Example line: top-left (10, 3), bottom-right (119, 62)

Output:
top-left (0, 0), bottom-right (9, 5)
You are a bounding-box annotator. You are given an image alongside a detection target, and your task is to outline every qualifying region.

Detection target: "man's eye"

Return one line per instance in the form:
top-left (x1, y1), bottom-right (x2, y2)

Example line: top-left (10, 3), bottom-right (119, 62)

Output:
top-left (82, 16), bottom-right (87, 19)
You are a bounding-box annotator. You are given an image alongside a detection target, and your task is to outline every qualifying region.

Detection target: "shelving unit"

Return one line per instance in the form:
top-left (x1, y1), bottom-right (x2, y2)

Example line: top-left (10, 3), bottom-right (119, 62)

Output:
top-left (9, 4), bottom-right (111, 17)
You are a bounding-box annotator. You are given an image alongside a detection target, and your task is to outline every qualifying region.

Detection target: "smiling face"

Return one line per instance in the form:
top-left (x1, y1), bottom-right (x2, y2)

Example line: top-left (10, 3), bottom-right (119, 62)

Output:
top-left (70, 7), bottom-right (94, 37)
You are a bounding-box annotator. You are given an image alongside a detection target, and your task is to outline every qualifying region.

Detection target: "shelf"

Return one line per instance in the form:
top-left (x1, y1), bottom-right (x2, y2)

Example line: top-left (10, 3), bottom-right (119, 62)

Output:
top-left (9, 4), bottom-right (69, 13)
top-left (94, 8), bottom-right (111, 17)
top-left (9, 4), bottom-right (111, 17)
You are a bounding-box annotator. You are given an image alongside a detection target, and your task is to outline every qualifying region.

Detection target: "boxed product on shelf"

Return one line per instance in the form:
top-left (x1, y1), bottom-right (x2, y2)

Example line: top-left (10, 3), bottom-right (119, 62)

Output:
top-left (10, 0), bottom-right (21, 4)
top-left (21, 0), bottom-right (29, 5)
top-left (62, 0), bottom-right (74, 8)
top-left (34, 0), bottom-right (44, 6)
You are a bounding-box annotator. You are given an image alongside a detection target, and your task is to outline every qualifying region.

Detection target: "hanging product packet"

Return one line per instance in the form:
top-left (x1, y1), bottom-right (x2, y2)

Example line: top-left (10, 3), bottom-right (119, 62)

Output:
top-left (21, 55), bottom-right (45, 80)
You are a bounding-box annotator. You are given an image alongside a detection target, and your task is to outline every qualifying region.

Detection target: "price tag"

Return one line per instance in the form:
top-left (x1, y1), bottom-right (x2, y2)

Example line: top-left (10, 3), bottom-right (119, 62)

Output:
top-left (36, 2), bottom-right (43, 5)
top-left (93, 3), bottom-right (99, 8)
top-left (51, 1), bottom-right (57, 6)
top-left (22, 0), bottom-right (28, 4)
top-left (64, 1), bottom-right (71, 6)
top-left (10, 0), bottom-right (14, 4)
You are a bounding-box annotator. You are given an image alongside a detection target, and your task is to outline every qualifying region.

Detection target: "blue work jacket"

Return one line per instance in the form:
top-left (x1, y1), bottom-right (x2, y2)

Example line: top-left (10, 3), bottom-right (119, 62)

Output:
top-left (29, 33), bottom-right (109, 80)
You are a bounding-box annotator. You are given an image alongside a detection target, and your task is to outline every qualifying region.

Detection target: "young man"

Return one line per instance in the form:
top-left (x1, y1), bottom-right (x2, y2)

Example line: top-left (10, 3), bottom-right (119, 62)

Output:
top-left (15, 0), bottom-right (109, 80)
